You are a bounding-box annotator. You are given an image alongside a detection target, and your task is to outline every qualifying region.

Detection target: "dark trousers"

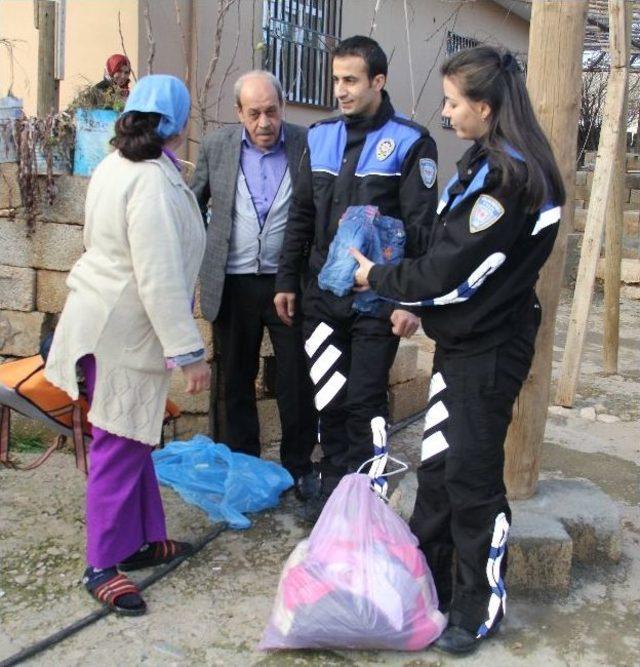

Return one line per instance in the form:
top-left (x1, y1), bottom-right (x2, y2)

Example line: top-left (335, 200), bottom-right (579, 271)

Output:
top-left (302, 282), bottom-right (399, 479)
top-left (213, 274), bottom-right (317, 478)
top-left (409, 309), bottom-right (539, 636)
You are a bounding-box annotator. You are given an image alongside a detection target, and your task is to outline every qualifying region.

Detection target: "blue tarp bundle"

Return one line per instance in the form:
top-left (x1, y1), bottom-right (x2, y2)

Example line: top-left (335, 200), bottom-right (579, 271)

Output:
top-left (153, 435), bottom-right (294, 529)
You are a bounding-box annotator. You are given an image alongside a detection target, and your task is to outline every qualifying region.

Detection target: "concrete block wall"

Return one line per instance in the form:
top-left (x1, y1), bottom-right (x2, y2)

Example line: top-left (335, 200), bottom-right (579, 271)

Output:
top-left (574, 169), bottom-right (640, 211)
top-left (0, 165), bottom-right (432, 445)
top-left (569, 154), bottom-right (640, 295)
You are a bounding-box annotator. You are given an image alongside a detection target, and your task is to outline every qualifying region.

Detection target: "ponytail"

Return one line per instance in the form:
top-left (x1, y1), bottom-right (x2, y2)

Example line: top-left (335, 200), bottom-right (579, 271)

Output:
top-left (441, 46), bottom-right (566, 211)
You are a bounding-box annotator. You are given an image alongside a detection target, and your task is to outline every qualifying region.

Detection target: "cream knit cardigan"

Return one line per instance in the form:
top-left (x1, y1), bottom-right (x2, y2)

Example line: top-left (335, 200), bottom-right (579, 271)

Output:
top-left (45, 151), bottom-right (205, 445)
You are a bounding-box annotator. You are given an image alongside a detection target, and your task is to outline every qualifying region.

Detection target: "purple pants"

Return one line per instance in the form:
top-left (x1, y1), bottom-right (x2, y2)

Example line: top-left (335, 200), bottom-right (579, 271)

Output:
top-left (80, 355), bottom-right (167, 568)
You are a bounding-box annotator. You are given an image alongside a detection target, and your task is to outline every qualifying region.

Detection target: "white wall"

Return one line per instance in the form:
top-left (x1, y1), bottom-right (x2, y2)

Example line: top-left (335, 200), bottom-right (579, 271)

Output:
top-left (341, 0), bottom-right (530, 181)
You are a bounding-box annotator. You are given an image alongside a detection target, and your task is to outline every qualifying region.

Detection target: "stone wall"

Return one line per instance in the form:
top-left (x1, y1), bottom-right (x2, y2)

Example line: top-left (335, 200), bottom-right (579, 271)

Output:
top-left (571, 153), bottom-right (640, 299)
top-left (0, 165), bottom-right (432, 443)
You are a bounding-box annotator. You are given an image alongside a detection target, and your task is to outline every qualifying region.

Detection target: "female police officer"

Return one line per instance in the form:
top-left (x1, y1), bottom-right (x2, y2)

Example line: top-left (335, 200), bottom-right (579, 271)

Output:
top-left (351, 46), bottom-right (565, 654)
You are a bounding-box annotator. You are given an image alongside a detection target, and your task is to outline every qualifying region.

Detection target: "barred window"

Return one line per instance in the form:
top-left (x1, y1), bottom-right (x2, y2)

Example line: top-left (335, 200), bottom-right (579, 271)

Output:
top-left (446, 31), bottom-right (479, 57)
top-left (442, 32), bottom-right (479, 129)
top-left (263, 0), bottom-right (343, 109)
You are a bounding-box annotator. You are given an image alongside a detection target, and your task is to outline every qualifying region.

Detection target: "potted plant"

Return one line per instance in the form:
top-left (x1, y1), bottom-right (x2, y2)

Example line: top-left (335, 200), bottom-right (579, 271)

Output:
top-left (68, 83), bottom-right (123, 177)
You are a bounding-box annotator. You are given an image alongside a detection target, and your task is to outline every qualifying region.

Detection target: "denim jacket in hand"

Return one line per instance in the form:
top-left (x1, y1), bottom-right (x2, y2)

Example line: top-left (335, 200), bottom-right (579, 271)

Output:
top-left (317, 205), bottom-right (405, 314)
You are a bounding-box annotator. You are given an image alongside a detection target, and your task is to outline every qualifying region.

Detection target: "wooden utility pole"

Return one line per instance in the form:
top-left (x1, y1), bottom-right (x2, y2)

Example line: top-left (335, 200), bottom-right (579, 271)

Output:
top-left (36, 0), bottom-right (59, 117)
top-left (503, 0), bottom-right (588, 500)
top-left (603, 2), bottom-right (632, 374)
top-left (555, 0), bottom-right (630, 406)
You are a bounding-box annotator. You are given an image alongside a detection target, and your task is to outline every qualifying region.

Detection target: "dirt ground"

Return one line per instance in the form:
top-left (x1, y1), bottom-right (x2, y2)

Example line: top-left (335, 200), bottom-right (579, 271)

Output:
top-left (1, 289), bottom-right (639, 667)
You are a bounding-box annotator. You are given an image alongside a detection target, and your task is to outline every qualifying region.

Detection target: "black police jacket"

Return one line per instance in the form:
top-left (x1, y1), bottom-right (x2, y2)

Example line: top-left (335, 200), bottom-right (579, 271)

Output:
top-left (368, 143), bottom-right (561, 353)
top-left (275, 92), bottom-right (439, 304)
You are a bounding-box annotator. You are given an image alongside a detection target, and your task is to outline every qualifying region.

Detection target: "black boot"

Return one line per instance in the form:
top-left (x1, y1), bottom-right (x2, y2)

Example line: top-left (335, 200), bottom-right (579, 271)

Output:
top-left (293, 470), bottom-right (321, 501)
top-left (433, 624), bottom-right (498, 655)
top-left (300, 474), bottom-right (341, 525)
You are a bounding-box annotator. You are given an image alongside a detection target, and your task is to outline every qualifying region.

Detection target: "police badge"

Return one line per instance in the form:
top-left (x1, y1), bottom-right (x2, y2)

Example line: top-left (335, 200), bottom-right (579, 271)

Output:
top-left (376, 138), bottom-right (395, 160)
top-left (419, 158), bottom-right (437, 188)
top-left (469, 195), bottom-right (504, 233)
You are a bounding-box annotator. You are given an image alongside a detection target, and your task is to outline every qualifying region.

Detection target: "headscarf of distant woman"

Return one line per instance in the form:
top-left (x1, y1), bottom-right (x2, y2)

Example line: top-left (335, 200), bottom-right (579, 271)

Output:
top-left (123, 74), bottom-right (191, 139)
top-left (104, 54), bottom-right (131, 97)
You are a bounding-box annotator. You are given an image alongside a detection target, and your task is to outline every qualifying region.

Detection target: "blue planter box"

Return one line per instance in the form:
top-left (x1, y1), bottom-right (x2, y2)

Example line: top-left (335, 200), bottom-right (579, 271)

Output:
top-left (73, 108), bottom-right (119, 176)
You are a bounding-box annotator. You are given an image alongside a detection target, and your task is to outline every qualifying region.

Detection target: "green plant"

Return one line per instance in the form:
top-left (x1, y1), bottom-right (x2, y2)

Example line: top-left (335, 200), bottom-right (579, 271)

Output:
top-left (10, 432), bottom-right (45, 453)
top-left (68, 82), bottom-right (126, 113)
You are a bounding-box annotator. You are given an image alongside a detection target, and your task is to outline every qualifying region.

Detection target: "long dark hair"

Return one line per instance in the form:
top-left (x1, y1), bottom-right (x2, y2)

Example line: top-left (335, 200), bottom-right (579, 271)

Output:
top-left (110, 111), bottom-right (163, 161)
top-left (441, 46), bottom-right (566, 211)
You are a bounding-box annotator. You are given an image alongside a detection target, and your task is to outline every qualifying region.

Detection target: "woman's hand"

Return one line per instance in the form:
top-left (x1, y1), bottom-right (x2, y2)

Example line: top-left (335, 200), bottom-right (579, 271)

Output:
top-left (349, 247), bottom-right (375, 290)
top-left (182, 359), bottom-right (211, 394)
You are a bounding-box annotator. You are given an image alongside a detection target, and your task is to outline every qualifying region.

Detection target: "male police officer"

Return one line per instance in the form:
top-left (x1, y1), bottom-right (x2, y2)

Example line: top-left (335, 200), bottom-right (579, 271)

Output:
top-left (274, 36), bottom-right (439, 521)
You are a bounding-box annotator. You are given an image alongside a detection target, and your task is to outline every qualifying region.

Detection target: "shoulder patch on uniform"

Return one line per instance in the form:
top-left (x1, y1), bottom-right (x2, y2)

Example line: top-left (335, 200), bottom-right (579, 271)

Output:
top-left (469, 195), bottom-right (504, 233)
top-left (376, 138), bottom-right (395, 161)
top-left (419, 158), bottom-right (437, 188)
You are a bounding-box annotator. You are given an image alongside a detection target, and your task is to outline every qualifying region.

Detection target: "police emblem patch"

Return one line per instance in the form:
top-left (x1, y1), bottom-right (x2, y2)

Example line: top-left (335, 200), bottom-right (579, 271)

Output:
top-left (419, 158), bottom-right (437, 188)
top-left (469, 195), bottom-right (504, 233)
top-left (376, 138), bottom-right (395, 161)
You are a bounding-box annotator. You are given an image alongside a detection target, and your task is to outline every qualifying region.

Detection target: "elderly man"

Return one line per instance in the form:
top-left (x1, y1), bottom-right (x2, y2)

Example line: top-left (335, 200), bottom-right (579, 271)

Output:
top-left (192, 71), bottom-right (318, 500)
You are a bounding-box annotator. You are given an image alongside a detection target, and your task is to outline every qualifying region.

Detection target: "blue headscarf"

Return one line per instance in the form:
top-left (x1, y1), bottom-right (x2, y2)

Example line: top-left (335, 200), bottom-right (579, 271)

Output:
top-left (123, 74), bottom-right (190, 139)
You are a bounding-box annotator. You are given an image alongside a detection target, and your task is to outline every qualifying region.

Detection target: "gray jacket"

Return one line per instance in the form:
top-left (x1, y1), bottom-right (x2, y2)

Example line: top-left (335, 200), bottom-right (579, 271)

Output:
top-left (192, 122), bottom-right (308, 322)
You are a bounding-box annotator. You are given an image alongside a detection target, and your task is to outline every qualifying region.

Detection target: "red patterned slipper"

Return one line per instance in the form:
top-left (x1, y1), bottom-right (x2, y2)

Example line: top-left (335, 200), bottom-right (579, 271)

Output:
top-left (85, 570), bottom-right (146, 616)
top-left (118, 540), bottom-right (194, 571)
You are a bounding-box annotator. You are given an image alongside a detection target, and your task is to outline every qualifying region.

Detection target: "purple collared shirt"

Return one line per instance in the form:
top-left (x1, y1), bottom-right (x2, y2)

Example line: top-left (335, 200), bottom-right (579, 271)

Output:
top-left (240, 127), bottom-right (287, 227)
top-left (162, 147), bottom-right (182, 171)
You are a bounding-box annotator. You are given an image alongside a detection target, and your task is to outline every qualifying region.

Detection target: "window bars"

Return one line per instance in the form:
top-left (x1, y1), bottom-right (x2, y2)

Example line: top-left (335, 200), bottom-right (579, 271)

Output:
top-left (440, 32), bottom-right (526, 128)
top-left (263, 0), bottom-right (343, 108)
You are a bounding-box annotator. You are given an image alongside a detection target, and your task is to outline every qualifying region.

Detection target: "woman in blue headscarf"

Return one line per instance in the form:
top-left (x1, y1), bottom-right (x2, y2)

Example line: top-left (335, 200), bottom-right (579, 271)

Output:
top-left (45, 75), bottom-right (210, 615)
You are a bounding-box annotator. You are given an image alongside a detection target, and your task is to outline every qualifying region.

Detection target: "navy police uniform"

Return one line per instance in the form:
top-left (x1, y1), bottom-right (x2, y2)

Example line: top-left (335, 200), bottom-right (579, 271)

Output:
top-left (368, 142), bottom-right (561, 636)
top-left (276, 91), bottom-right (438, 484)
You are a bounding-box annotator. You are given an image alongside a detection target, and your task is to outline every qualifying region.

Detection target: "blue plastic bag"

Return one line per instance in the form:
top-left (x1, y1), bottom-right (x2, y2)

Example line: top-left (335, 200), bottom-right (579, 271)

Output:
top-left (152, 435), bottom-right (294, 529)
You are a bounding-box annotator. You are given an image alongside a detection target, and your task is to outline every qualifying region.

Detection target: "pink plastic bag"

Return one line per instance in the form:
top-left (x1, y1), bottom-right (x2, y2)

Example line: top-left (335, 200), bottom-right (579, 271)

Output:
top-left (259, 473), bottom-right (447, 651)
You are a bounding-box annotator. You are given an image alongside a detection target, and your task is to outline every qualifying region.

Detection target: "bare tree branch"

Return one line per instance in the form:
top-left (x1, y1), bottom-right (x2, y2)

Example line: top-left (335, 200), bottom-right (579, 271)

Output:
top-left (0, 37), bottom-right (18, 95)
top-left (174, 0), bottom-right (190, 86)
top-left (117, 11), bottom-right (136, 82)
top-left (143, 0), bottom-right (156, 75)
top-left (369, 0), bottom-right (383, 37)
top-left (403, 0), bottom-right (416, 118)
top-left (196, 0), bottom-right (237, 133)
top-left (419, 3), bottom-right (463, 124)
top-left (215, 0), bottom-right (242, 120)
top-left (251, 0), bottom-right (259, 69)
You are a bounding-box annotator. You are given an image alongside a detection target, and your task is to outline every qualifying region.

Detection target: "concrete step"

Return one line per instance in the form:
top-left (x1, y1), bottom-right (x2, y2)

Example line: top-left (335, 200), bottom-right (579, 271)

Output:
top-left (388, 367), bottom-right (430, 423)
top-left (389, 339), bottom-right (419, 386)
top-left (389, 476), bottom-right (621, 593)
